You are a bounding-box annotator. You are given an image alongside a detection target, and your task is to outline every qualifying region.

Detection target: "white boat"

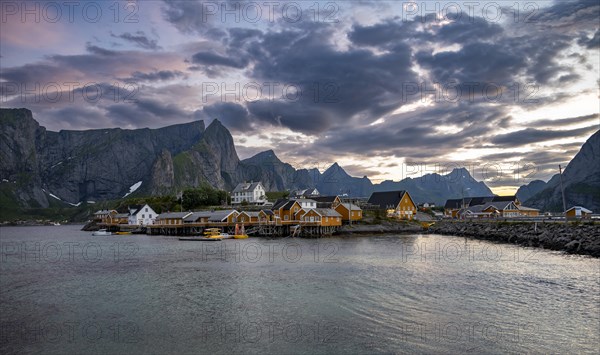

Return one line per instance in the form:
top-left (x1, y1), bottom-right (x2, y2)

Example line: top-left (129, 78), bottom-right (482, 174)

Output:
top-left (92, 229), bottom-right (112, 236)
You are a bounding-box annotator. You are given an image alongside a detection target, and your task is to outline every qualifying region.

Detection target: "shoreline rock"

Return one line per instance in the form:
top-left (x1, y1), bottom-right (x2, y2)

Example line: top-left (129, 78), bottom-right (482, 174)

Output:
top-left (337, 223), bottom-right (422, 235)
top-left (427, 221), bottom-right (600, 258)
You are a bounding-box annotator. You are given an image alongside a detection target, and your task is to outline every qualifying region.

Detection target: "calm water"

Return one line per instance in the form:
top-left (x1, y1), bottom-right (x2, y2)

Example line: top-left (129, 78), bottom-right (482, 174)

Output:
top-left (0, 225), bottom-right (598, 354)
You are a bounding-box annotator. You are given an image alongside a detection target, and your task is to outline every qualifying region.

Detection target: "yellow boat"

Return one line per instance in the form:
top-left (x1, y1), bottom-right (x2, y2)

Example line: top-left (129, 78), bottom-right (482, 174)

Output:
top-left (420, 222), bottom-right (435, 229)
top-left (116, 231), bottom-right (132, 235)
top-left (203, 228), bottom-right (226, 239)
top-left (233, 224), bottom-right (249, 239)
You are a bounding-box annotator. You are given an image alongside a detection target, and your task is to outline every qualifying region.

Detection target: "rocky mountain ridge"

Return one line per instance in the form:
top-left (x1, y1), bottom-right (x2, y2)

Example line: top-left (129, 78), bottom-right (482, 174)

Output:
top-left (4, 108), bottom-right (594, 213)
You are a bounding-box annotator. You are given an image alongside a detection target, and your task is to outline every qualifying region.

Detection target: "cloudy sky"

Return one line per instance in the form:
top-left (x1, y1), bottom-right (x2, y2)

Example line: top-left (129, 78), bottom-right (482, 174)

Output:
top-left (1, 0), bottom-right (599, 194)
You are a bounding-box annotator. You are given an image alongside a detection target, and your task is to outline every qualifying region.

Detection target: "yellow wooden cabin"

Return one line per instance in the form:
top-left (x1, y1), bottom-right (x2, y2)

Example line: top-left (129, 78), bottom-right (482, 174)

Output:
top-left (300, 208), bottom-right (342, 226)
top-left (311, 196), bottom-right (342, 208)
top-left (238, 211), bottom-right (259, 223)
top-left (259, 209), bottom-right (274, 223)
top-left (273, 200), bottom-right (302, 222)
top-left (335, 203), bottom-right (362, 222)
top-left (566, 206), bottom-right (593, 220)
top-left (367, 190), bottom-right (417, 220)
top-left (156, 212), bottom-right (193, 225)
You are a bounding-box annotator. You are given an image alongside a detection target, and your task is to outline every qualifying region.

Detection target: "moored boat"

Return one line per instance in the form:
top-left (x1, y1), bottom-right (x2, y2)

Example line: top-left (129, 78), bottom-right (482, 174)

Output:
top-left (233, 224), bottom-right (249, 239)
top-left (92, 229), bottom-right (112, 236)
top-left (116, 231), bottom-right (132, 235)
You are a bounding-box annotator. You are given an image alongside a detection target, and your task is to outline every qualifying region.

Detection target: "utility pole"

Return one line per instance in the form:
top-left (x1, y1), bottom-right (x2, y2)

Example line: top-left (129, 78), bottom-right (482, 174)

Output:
top-left (349, 200), bottom-right (352, 225)
top-left (559, 165), bottom-right (567, 223)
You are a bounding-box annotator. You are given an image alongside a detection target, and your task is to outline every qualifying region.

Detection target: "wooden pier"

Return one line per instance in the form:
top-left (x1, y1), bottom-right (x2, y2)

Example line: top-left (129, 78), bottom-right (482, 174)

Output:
top-left (100, 220), bottom-right (340, 238)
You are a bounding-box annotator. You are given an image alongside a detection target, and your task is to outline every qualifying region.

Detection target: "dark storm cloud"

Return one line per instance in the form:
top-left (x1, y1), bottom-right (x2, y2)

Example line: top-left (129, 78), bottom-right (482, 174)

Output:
top-left (201, 102), bottom-right (252, 132)
top-left (43, 106), bottom-right (109, 130)
top-left (106, 98), bottom-right (194, 127)
top-left (124, 70), bottom-right (186, 82)
top-left (191, 50), bottom-right (249, 68)
top-left (161, 0), bottom-right (215, 34)
top-left (238, 23), bottom-right (418, 133)
top-left (435, 16), bottom-right (504, 44)
top-left (532, 0), bottom-right (600, 31)
top-left (299, 102), bottom-right (512, 159)
top-left (85, 43), bottom-right (117, 56)
top-left (348, 19), bottom-right (425, 47)
top-left (532, 113), bottom-right (600, 128)
top-left (110, 31), bottom-right (161, 50)
top-left (491, 126), bottom-right (599, 146)
top-left (579, 29), bottom-right (600, 48)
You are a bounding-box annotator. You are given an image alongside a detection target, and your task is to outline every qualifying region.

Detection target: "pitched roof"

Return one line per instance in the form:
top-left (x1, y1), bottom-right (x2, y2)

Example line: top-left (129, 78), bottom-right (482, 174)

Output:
top-left (240, 211), bottom-right (260, 217)
top-left (129, 204), bottom-right (148, 216)
top-left (232, 182), bottom-right (263, 193)
top-left (156, 212), bottom-right (192, 220)
top-left (444, 196), bottom-right (517, 209)
top-left (336, 203), bottom-right (361, 211)
top-left (293, 198), bottom-right (317, 204)
top-left (493, 195), bottom-right (518, 202)
top-left (282, 200), bottom-right (299, 210)
top-left (208, 210), bottom-right (238, 221)
top-left (183, 211), bottom-right (212, 222)
top-left (367, 191), bottom-right (408, 209)
top-left (94, 209), bottom-right (116, 215)
top-left (461, 205), bottom-right (493, 214)
top-left (483, 201), bottom-right (516, 211)
top-left (516, 205), bottom-right (539, 211)
top-left (272, 199), bottom-right (289, 210)
top-left (314, 208), bottom-right (342, 217)
top-left (114, 213), bottom-right (130, 218)
top-left (311, 196), bottom-right (339, 203)
top-left (566, 206), bottom-right (593, 213)
top-left (260, 209), bottom-right (274, 215)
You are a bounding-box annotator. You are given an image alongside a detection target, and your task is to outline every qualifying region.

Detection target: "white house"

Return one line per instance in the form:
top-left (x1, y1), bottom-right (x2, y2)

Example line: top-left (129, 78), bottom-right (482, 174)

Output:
top-left (293, 198), bottom-right (317, 209)
top-left (293, 188), bottom-right (320, 198)
top-left (128, 204), bottom-right (157, 225)
top-left (232, 182), bottom-right (266, 205)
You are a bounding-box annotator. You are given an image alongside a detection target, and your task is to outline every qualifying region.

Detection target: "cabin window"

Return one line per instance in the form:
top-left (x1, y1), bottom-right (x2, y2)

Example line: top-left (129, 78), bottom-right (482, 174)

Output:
top-left (285, 215), bottom-right (289, 220)
top-left (325, 217), bottom-right (328, 222)
top-left (145, 208), bottom-right (148, 212)
top-left (142, 214), bottom-right (145, 218)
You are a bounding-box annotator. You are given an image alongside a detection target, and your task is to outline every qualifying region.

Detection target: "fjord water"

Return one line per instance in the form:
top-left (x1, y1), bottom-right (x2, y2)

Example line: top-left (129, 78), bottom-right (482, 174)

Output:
top-left (1, 226), bottom-right (598, 354)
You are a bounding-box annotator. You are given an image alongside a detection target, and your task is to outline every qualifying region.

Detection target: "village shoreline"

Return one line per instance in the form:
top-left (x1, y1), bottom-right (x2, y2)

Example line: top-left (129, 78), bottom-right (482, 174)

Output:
top-left (426, 220), bottom-right (600, 258)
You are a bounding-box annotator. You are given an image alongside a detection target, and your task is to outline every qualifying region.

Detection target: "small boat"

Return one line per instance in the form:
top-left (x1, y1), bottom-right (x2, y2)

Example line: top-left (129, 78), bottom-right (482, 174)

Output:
top-left (116, 231), bottom-right (132, 235)
top-left (202, 228), bottom-right (232, 239)
top-left (233, 224), bottom-right (249, 239)
top-left (420, 222), bottom-right (436, 230)
top-left (92, 229), bottom-right (112, 236)
top-left (178, 228), bottom-right (225, 241)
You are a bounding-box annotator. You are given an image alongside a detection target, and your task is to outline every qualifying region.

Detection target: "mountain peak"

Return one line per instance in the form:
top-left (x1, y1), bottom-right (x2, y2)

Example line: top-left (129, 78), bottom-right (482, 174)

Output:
top-left (244, 149), bottom-right (282, 164)
top-left (206, 118), bottom-right (225, 130)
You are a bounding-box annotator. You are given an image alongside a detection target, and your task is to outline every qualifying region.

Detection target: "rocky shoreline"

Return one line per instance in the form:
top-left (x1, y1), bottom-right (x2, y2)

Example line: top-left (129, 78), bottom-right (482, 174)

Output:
top-left (427, 221), bottom-right (600, 257)
top-left (337, 222), bottom-right (422, 235)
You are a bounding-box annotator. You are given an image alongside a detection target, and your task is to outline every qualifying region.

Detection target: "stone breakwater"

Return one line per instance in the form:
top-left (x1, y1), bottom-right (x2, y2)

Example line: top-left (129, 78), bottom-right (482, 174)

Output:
top-left (428, 221), bottom-right (600, 257)
top-left (338, 223), bottom-right (422, 235)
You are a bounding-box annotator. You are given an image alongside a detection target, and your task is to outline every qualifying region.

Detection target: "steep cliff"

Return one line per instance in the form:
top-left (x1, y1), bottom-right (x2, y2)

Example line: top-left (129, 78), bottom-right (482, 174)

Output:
top-left (525, 130), bottom-right (600, 211)
top-left (0, 108), bottom-right (205, 207)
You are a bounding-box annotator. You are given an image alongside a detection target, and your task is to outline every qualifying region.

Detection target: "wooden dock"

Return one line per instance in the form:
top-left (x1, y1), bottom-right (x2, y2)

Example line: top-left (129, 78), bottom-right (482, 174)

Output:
top-left (100, 220), bottom-right (340, 238)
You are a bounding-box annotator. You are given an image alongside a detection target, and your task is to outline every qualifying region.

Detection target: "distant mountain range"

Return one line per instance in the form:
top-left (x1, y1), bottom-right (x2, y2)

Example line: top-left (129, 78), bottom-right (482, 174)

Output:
top-left (1, 108), bottom-right (597, 213)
